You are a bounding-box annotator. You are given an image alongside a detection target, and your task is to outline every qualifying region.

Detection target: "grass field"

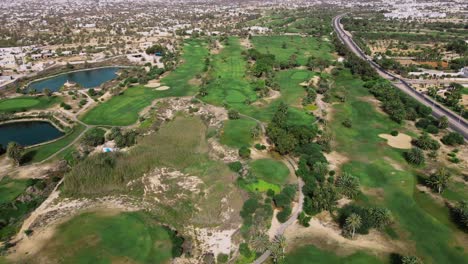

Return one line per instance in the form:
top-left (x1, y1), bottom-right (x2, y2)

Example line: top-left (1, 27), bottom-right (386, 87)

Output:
top-left (30, 211), bottom-right (178, 264)
top-left (22, 124), bottom-right (86, 163)
top-left (159, 39), bottom-right (209, 97)
top-left (0, 96), bottom-right (61, 113)
top-left (328, 69), bottom-right (467, 263)
top-left (81, 86), bottom-right (158, 126)
top-left (0, 177), bottom-right (33, 204)
top-left (285, 245), bottom-right (382, 264)
top-left (251, 36), bottom-right (333, 65)
top-left (250, 159), bottom-right (290, 185)
top-left (220, 118), bottom-right (257, 148)
top-left (243, 179), bottom-right (281, 194)
top-left (203, 37), bottom-right (257, 110)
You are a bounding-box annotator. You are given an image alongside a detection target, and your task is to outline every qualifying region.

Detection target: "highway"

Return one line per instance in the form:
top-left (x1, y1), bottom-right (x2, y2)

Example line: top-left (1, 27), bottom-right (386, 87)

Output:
top-left (333, 14), bottom-right (468, 140)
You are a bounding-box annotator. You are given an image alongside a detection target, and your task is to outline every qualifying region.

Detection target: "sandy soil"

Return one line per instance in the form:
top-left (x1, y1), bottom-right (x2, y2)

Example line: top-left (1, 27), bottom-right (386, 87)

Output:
top-left (324, 151), bottom-right (350, 173)
top-left (239, 38), bottom-right (252, 49)
top-left (379, 133), bottom-right (412, 149)
top-left (156, 86), bottom-right (170, 91)
top-left (284, 211), bottom-right (407, 257)
top-left (145, 79), bottom-right (161, 88)
top-left (194, 227), bottom-right (239, 257)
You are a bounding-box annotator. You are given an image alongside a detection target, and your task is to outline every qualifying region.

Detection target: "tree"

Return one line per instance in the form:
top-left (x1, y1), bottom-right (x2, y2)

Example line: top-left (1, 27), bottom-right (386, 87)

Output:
top-left (438, 116), bottom-right (448, 129)
top-left (228, 109), bottom-right (240, 119)
top-left (43, 88), bottom-right (52, 97)
top-left (336, 172), bottom-right (360, 199)
top-left (452, 200), bottom-right (468, 231)
top-left (81, 128), bottom-right (105, 146)
top-left (401, 256), bottom-right (422, 264)
top-left (249, 231), bottom-right (269, 253)
top-left (269, 235), bottom-right (286, 263)
top-left (427, 167), bottom-right (451, 194)
top-left (344, 213), bottom-right (362, 239)
top-left (7, 142), bottom-right (23, 166)
top-left (238, 146), bottom-right (251, 159)
top-left (412, 133), bottom-right (440, 150)
top-left (404, 147), bottom-right (425, 165)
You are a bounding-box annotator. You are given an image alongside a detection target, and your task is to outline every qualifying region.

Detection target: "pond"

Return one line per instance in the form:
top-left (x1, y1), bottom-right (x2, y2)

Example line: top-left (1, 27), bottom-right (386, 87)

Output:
top-left (0, 121), bottom-right (64, 147)
top-left (28, 67), bottom-right (120, 92)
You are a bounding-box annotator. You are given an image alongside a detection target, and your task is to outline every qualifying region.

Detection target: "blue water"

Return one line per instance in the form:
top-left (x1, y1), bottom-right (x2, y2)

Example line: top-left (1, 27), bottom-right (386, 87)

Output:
top-left (29, 67), bottom-right (119, 92)
top-left (0, 121), bottom-right (64, 147)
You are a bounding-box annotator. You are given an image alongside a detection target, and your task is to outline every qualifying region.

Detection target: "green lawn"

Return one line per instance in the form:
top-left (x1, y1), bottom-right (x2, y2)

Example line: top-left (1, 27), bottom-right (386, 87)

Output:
top-left (158, 39), bottom-right (209, 97)
top-left (0, 177), bottom-right (33, 204)
top-left (81, 86), bottom-right (158, 126)
top-left (330, 69), bottom-right (467, 263)
top-left (203, 37), bottom-right (257, 111)
top-left (220, 118), bottom-right (257, 148)
top-left (0, 96), bottom-right (61, 113)
top-left (250, 159), bottom-right (290, 185)
top-left (30, 211), bottom-right (178, 264)
top-left (23, 124), bottom-right (86, 163)
top-left (243, 179), bottom-right (281, 194)
top-left (286, 245), bottom-right (382, 264)
top-left (251, 36), bottom-right (333, 65)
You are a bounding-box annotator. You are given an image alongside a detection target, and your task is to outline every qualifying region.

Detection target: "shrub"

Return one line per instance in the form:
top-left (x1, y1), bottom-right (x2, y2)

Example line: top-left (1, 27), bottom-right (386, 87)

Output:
top-left (81, 128), bottom-right (105, 147)
top-left (228, 161), bottom-right (242, 172)
top-left (277, 206), bottom-right (292, 223)
top-left (342, 118), bottom-right (352, 128)
top-left (217, 253), bottom-right (229, 263)
top-left (228, 109), bottom-right (240, 119)
top-left (404, 147), bottom-right (425, 165)
top-left (298, 211), bottom-right (311, 227)
top-left (425, 124), bottom-right (439, 134)
top-left (254, 143), bottom-right (266, 150)
top-left (451, 200), bottom-right (468, 231)
top-left (441, 132), bottom-right (464, 146)
top-left (266, 189), bottom-right (275, 197)
top-left (238, 146), bottom-right (251, 159)
top-left (240, 198), bottom-right (259, 218)
top-left (390, 130), bottom-right (399, 136)
top-left (239, 243), bottom-right (253, 258)
top-left (412, 133), bottom-right (440, 150)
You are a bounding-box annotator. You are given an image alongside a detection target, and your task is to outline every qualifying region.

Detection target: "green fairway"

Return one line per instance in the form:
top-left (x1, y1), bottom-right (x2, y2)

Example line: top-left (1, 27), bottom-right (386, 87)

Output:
top-left (285, 245), bottom-right (382, 264)
top-left (251, 36), bottom-right (333, 65)
top-left (32, 211), bottom-right (180, 264)
top-left (81, 86), bottom-right (158, 126)
top-left (330, 69), bottom-right (467, 263)
top-left (243, 179), bottom-right (281, 194)
top-left (23, 124), bottom-right (86, 163)
top-left (0, 96), bottom-right (61, 113)
top-left (203, 37), bottom-right (257, 110)
top-left (250, 158), bottom-right (290, 185)
top-left (220, 118), bottom-right (257, 148)
top-left (158, 39), bottom-right (209, 97)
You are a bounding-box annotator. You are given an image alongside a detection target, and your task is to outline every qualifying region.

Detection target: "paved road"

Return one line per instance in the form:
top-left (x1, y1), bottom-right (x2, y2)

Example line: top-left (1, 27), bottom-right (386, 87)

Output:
top-left (333, 14), bottom-right (468, 140)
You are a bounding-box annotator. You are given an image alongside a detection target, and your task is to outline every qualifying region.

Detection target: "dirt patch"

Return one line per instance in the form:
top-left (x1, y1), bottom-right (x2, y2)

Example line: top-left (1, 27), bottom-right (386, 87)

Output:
top-left (188, 77), bottom-right (202, 86)
top-left (379, 133), bottom-right (412, 149)
top-left (324, 151), bottom-right (350, 173)
top-left (193, 227), bottom-right (239, 257)
top-left (239, 38), bottom-right (252, 49)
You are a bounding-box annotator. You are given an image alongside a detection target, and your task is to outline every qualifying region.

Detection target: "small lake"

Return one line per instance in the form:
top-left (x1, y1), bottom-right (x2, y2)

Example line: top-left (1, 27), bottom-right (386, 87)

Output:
top-left (0, 121), bottom-right (64, 147)
top-left (29, 67), bottom-right (120, 92)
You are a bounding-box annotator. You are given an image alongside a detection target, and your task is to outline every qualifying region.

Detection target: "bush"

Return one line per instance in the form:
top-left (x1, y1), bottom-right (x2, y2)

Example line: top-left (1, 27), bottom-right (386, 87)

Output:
top-left (217, 253), bottom-right (229, 263)
top-left (412, 133), bottom-right (440, 150)
top-left (238, 146), bottom-right (251, 159)
top-left (451, 200), bottom-right (468, 231)
top-left (441, 132), bottom-right (464, 146)
top-left (277, 206), bottom-right (292, 223)
top-left (390, 130), bottom-right (399, 136)
top-left (342, 118), bottom-right (352, 128)
top-left (298, 211), bottom-right (311, 227)
top-left (60, 102), bottom-right (72, 110)
top-left (266, 189), bottom-right (275, 197)
top-left (404, 147), bottom-right (425, 165)
top-left (81, 128), bottom-right (105, 147)
top-left (425, 124), bottom-right (439, 134)
top-left (239, 243), bottom-right (253, 258)
top-left (228, 109), bottom-right (240, 119)
top-left (240, 198), bottom-right (259, 219)
top-left (228, 161), bottom-right (242, 172)
top-left (254, 143), bottom-right (266, 150)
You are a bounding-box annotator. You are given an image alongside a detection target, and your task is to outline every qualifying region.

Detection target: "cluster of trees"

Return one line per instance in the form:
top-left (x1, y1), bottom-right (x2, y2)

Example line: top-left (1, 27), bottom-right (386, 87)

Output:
top-left (333, 36), bottom-right (377, 81)
top-left (411, 133), bottom-right (440, 151)
top-left (446, 39), bottom-right (468, 56)
top-left (81, 128), bottom-right (106, 147)
top-left (428, 83), bottom-right (464, 114)
top-left (365, 80), bottom-right (432, 123)
top-left (441, 132), bottom-right (464, 146)
top-left (273, 185), bottom-right (297, 223)
top-left (415, 115), bottom-right (447, 134)
top-left (452, 200), bottom-right (468, 231)
top-left (266, 102), bottom-right (318, 154)
top-left (339, 204), bottom-right (393, 238)
top-left (245, 49), bottom-right (276, 77)
top-left (107, 127), bottom-right (137, 148)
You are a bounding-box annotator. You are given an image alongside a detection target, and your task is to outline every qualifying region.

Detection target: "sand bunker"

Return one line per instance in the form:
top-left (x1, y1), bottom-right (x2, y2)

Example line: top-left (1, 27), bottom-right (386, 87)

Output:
top-left (379, 133), bottom-right (412, 149)
top-left (155, 86), bottom-right (170, 91)
top-left (145, 80), bottom-right (161, 88)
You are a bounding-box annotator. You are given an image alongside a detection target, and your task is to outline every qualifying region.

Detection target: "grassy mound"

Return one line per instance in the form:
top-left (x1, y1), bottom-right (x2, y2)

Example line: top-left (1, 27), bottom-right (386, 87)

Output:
top-left (31, 211), bottom-right (182, 264)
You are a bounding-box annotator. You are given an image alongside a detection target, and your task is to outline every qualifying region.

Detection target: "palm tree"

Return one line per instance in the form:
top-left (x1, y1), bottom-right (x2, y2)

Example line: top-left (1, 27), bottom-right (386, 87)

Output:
top-left (401, 256), bottom-right (421, 264)
top-left (345, 213), bottom-right (362, 239)
top-left (336, 172), bottom-right (360, 199)
top-left (250, 232), bottom-right (269, 253)
top-left (427, 167), bottom-right (451, 194)
top-left (269, 235), bottom-right (286, 263)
